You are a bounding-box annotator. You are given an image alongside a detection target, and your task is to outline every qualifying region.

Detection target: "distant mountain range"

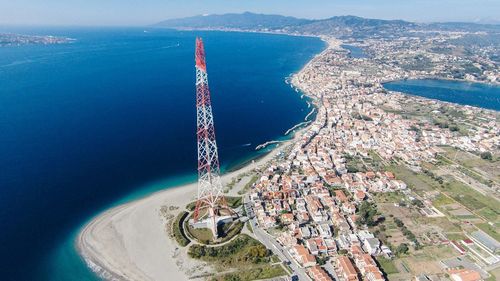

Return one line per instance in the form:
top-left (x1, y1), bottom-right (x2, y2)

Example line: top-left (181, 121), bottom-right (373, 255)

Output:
top-left (155, 12), bottom-right (500, 38)
top-left (156, 12), bottom-right (312, 30)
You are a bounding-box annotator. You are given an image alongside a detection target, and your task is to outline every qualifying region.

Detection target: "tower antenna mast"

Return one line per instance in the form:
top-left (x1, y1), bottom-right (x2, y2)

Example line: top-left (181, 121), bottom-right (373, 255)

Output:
top-left (193, 37), bottom-right (228, 238)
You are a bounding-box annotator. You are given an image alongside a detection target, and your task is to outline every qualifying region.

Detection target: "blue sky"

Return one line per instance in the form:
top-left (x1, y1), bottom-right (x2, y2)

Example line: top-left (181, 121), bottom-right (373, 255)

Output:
top-left (1, 0), bottom-right (499, 26)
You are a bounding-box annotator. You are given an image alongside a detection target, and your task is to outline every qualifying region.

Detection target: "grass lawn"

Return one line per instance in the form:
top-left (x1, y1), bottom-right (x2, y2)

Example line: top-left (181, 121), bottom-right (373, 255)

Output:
top-left (446, 233), bottom-right (467, 241)
top-left (389, 163), bottom-right (499, 231)
top-left (368, 149), bottom-right (383, 162)
top-left (238, 174), bottom-right (259, 195)
top-left (477, 207), bottom-right (499, 223)
top-left (476, 223), bottom-right (500, 241)
top-left (432, 194), bottom-right (454, 207)
top-left (419, 244), bottom-right (454, 260)
top-left (186, 220), bottom-right (245, 245)
top-left (187, 225), bottom-right (213, 242)
top-left (418, 217), bottom-right (461, 233)
top-left (386, 165), bottom-right (437, 195)
top-left (346, 156), bottom-right (367, 173)
top-left (440, 146), bottom-right (500, 182)
top-left (188, 234), bottom-right (269, 265)
top-left (373, 192), bottom-right (406, 203)
top-left (226, 196), bottom-right (243, 208)
top-left (213, 264), bottom-right (287, 281)
top-left (443, 180), bottom-right (499, 222)
top-left (376, 257), bottom-right (399, 275)
top-left (172, 211), bottom-right (190, 247)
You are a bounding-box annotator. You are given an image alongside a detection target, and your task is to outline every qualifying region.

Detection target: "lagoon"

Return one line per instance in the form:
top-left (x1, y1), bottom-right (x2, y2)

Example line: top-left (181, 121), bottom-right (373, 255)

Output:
top-left (383, 79), bottom-right (500, 111)
top-left (341, 44), bottom-right (368, 59)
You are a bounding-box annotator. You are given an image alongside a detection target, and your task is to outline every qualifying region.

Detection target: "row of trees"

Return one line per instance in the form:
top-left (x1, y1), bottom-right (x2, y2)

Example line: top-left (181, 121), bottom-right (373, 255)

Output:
top-left (422, 168), bottom-right (444, 185)
top-left (393, 218), bottom-right (421, 251)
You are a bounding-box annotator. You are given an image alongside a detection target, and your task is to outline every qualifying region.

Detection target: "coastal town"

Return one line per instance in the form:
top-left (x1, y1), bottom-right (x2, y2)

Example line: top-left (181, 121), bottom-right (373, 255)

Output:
top-left (3, 0), bottom-right (500, 280)
top-left (0, 33), bottom-right (73, 46)
top-left (75, 16), bottom-right (500, 281)
top-left (241, 32), bottom-right (499, 281)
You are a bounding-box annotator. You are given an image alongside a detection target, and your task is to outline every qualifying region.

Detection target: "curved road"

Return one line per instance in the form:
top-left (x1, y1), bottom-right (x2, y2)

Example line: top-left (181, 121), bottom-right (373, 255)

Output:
top-left (243, 195), bottom-right (311, 281)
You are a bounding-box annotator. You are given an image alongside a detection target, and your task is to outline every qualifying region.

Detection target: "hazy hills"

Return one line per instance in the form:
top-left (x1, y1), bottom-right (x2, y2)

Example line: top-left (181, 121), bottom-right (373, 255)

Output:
top-left (155, 12), bottom-right (500, 38)
top-left (156, 12), bottom-right (311, 30)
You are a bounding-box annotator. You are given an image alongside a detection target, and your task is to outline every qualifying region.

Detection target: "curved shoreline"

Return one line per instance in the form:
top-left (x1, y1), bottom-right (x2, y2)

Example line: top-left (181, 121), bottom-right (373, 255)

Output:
top-left (75, 35), bottom-right (328, 281)
top-left (76, 129), bottom-right (304, 280)
top-left (76, 28), bottom-right (500, 281)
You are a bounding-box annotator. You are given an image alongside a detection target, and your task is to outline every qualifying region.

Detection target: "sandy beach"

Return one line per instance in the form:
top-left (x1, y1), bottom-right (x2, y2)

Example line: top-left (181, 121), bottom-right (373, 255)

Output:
top-left (77, 142), bottom-right (290, 281)
top-left (76, 35), bottom-right (331, 281)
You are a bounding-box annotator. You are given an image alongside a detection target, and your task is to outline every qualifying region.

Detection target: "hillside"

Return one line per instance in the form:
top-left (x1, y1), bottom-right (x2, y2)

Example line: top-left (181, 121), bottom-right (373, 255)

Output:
top-left (155, 12), bottom-right (310, 30)
top-left (155, 12), bottom-right (499, 38)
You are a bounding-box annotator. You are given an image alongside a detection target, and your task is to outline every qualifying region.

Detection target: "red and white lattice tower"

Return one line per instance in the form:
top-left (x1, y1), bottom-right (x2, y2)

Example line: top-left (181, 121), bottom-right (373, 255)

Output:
top-left (193, 37), bottom-right (228, 238)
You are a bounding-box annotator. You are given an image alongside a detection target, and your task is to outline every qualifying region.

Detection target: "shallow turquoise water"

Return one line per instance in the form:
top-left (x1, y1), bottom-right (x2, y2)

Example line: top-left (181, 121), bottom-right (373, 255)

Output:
top-left (0, 27), bottom-right (325, 280)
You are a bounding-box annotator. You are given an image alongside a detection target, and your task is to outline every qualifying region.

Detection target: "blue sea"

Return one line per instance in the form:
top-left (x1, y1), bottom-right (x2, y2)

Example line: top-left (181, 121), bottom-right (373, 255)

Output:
top-left (383, 79), bottom-right (500, 111)
top-left (0, 27), bottom-right (325, 281)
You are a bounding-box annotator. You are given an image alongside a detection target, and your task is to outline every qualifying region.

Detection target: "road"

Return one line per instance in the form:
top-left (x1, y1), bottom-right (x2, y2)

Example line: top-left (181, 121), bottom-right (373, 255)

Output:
top-left (243, 196), bottom-right (311, 281)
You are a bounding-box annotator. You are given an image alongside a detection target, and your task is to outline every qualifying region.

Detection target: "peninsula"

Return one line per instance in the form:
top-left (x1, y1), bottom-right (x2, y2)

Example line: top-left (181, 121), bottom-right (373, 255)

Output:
top-left (0, 33), bottom-right (74, 46)
top-left (79, 13), bottom-right (500, 281)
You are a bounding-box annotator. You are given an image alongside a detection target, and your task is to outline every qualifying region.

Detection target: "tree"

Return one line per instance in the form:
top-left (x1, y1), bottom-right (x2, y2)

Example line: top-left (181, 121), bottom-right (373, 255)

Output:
top-left (395, 243), bottom-right (409, 255)
top-left (243, 245), bottom-right (269, 263)
top-left (317, 256), bottom-right (328, 265)
top-left (394, 218), bottom-right (404, 228)
top-left (437, 176), bottom-right (444, 184)
top-left (413, 240), bottom-right (422, 250)
top-left (188, 244), bottom-right (206, 259)
top-left (347, 164), bottom-right (360, 173)
top-left (412, 199), bottom-right (424, 208)
top-left (356, 201), bottom-right (378, 227)
top-left (480, 151), bottom-right (493, 161)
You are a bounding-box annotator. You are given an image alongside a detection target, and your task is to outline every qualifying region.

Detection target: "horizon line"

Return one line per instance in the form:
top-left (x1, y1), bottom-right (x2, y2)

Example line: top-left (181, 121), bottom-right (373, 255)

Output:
top-left (1, 12), bottom-right (499, 28)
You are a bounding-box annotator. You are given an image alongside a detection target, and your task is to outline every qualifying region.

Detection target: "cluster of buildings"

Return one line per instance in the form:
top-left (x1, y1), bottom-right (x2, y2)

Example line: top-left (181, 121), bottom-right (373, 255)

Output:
top-left (362, 32), bottom-right (500, 84)
top-left (249, 158), bottom-right (394, 280)
top-left (249, 166), bottom-right (394, 280)
top-left (294, 40), bottom-right (498, 162)
top-left (248, 35), bottom-right (499, 280)
top-left (0, 33), bottom-right (72, 46)
top-left (450, 230), bottom-right (500, 267)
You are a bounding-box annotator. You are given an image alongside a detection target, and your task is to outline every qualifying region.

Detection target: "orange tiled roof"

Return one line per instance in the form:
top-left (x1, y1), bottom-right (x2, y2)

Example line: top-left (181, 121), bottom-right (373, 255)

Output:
top-left (335, 190), bottom-right (348, 202)
top-left (449, 269), bottom-right (481, 281)
top-left (337, 256), bottom-right (358, 277)
top-left (355, 190), bottom-right (366, 200)
top-left (309, 265), bottom-right (333, 281)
